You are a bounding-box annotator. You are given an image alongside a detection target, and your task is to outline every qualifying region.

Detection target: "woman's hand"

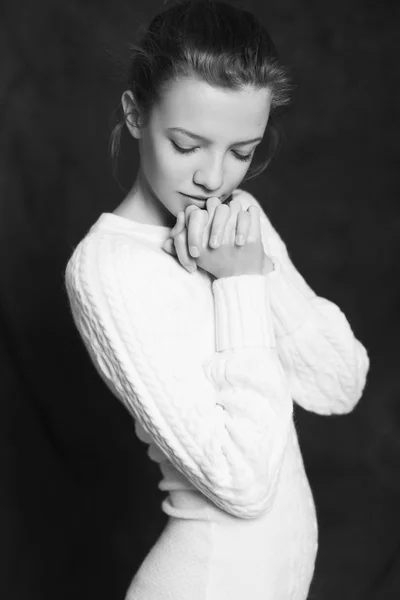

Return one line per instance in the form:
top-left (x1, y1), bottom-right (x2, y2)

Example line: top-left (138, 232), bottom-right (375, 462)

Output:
top-left (163, 196), bottom-right (273, 279)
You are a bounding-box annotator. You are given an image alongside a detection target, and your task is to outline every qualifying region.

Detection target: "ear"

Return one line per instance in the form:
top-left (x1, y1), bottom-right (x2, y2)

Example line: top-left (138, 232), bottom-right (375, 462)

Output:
top-left (121, 90), bottom-right (142, 139)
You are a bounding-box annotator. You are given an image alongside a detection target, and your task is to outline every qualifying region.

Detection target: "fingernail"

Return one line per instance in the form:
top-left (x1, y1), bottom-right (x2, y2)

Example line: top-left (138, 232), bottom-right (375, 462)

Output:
top-left (190, 246), bottom-right (199, 257)
top-left (210, 236), bottom-right (219, 247)
top-left (236, 235), bottom-right (244, 245)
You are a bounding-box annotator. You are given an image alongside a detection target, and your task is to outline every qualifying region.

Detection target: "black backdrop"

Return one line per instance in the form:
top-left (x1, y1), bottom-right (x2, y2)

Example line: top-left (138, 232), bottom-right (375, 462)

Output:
top-left (1, 1), bottom-right (399, 598)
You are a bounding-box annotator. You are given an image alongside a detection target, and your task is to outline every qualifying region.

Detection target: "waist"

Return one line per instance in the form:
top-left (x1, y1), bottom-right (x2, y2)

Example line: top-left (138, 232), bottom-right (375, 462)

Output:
top-left (157, 428), bottom-right (316, 527)
top-left (161, 488), bottom-right (218, 521)
top-left (157, 459), bottom-right (215, 520)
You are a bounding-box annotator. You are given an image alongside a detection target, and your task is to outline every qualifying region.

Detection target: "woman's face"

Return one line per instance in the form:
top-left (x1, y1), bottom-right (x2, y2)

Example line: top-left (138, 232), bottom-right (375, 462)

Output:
top-left (122, 76), bottom-right (271, 228)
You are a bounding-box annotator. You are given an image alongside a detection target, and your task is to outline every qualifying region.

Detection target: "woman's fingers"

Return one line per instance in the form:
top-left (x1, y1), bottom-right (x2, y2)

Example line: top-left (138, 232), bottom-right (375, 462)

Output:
top-left (207, 203), bottom-right (229, 248)
top-left (235, 209), bottom-right (251, 245)
top-left (170, 211), bottom-right (186, 237)
top-left (163, 196), bottom-right (225, 271)
top-left (246, 205), bottom-right (261, 243)
top-left (186, 197), bottom-right (221, 256)
top-left (187, 210), bottom-right (208, 257)
top-left (174, 228), bottom-right (197, 271)
top-left (210, 197), bottom-right (243, 248)
top-left (184, 205), bottom-right (202, 229)
top-left (162, 238), bottom-right (177, 255)
top-left (163, 211), bottom-right (185, 256)
top-left (184, 206), bottom-right (205, 257)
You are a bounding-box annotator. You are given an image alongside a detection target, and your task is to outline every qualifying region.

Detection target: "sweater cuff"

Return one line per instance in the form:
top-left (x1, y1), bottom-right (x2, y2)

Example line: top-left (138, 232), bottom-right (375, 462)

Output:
top-left (212, 275), bottom-right (276, 352)
top-left (266, 255), bottom-right (315, 339)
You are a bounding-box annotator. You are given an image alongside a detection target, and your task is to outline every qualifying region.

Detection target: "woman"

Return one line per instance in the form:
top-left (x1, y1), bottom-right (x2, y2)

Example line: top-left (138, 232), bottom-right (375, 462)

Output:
top-left (64, 1), bottom-right (370, 598)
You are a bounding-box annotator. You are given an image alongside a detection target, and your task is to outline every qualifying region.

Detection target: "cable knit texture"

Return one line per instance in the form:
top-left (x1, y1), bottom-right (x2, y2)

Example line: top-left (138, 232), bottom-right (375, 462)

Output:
top-left (64, 188), bottom-right (369, 600)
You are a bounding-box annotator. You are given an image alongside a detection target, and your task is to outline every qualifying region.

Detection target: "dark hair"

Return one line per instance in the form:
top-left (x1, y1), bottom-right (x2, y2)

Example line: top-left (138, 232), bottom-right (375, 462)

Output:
top-left (109, 0), bottom-right (293, 186)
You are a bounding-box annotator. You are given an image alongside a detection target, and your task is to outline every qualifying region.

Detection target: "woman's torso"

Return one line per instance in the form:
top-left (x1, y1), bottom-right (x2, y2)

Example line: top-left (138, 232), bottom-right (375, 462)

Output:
top-left (87, 207), bottom-right (318, 599)
top-left (129, 418), bottom-right (318, 600)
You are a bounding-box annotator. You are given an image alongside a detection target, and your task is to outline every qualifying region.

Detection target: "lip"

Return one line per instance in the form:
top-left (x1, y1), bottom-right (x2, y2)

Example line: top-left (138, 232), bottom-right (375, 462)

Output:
top-left (181, 193), bottom-right (208, 200)
top-left (180, 193), bottom-right (209, 205)
top-left (180, 193), bottom-right (222, 205)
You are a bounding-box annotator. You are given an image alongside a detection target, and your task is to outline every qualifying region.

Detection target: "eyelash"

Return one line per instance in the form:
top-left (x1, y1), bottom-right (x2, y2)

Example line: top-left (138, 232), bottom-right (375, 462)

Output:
top-left (170, 141), bottom-right (253, 163)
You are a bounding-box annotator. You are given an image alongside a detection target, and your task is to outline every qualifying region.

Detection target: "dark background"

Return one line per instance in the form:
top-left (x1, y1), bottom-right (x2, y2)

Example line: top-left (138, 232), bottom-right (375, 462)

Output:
top-left (1, 0), bottom-right (399, 598)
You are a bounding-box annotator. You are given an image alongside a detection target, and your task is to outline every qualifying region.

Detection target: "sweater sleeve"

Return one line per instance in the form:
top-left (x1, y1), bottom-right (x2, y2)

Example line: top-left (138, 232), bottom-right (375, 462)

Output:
top-left (64, 231), bottom-right (293, 520)
top-left (240, 191), bottom-right (370, 416)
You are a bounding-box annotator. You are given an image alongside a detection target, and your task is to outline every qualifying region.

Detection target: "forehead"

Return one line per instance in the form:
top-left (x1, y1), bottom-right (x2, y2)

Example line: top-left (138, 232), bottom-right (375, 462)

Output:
top-left (155, 76), bottom-right (271, 138)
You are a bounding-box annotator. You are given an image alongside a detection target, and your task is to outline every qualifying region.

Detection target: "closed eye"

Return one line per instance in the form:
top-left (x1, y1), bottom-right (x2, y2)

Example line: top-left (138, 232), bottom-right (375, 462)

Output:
top-left (170, 140), bottom-right (253, 163)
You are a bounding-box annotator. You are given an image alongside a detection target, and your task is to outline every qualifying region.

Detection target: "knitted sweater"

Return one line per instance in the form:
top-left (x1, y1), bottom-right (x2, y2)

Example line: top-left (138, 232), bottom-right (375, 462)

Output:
top-left (64, 188), bottom-right (369, 520)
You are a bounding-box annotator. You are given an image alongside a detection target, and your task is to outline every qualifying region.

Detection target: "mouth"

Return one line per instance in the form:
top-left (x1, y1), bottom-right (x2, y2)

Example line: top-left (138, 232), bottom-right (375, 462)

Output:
top-left (180, 193), bottom-right (209, 206)
top-left (180, 193), bottom-right (222, 206)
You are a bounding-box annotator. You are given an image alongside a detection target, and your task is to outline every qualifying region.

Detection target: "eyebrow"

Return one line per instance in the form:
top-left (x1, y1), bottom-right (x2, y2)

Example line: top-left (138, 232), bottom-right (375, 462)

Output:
top-left (168, 127), bottom-right (262, 146)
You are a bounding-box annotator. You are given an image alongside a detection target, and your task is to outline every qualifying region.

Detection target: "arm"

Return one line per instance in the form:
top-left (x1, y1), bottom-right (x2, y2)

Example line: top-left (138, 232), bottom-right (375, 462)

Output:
top-left (240, 191), bottom-right (370, 415)
top-left (64, 231), bottom-right (293, 519)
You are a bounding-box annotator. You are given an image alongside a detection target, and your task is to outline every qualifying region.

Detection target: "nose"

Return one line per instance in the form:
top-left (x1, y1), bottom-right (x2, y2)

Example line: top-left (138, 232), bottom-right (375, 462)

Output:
top-left (193, 153), bottom-right (224, 193)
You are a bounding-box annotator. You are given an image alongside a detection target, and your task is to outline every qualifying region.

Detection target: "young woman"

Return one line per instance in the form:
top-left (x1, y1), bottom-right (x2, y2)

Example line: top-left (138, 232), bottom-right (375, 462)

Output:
top-left (64, 1), bottom-right (370, 598)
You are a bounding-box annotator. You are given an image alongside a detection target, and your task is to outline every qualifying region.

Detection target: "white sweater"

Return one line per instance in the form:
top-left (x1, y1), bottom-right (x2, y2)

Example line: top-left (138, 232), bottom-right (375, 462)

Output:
top-left (64, 188), bottom-right (369, 520)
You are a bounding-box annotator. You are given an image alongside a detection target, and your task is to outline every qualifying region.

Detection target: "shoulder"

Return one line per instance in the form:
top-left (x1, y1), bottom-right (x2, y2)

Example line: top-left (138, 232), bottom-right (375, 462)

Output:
top-left (66, 224), bottom-right (164, 288)
top-left (65, 224), bottom-right (199, 334)
top-left (65, 234), bottom-right (210, 370)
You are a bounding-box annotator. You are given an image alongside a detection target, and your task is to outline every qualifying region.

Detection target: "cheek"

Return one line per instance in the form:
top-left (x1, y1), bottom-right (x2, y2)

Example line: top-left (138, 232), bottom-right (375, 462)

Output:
top-left (229, 160), bottom-right (250, 179)
top-left (228, 166), bottom-right (251, 192)
top-left (147, 144), bottom-right (186, 193)
top-left (158, 147), bottom-right (189, 182)
top-left (140, 141), bottom-right (165, 178)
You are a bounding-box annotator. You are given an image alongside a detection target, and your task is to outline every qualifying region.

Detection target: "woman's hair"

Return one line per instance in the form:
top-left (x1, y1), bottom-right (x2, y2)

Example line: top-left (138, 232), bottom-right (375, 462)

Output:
top-left (109, 0), bottom-right (293, 185)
